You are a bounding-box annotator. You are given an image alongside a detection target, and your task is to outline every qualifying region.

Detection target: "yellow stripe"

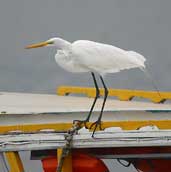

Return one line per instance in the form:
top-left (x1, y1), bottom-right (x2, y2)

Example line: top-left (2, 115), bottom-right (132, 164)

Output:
top-left (57, 86), bottom-right (171, 103)
top-left (0, 123), bottom-right (72, 134)
top-left (1, 120), bottom-right (171, 134)
top-left (5, 152), bottom-right (24, 172)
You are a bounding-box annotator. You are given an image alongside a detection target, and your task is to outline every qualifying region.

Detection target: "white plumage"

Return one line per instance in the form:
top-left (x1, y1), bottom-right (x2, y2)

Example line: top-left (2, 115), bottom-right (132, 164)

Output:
top-left (54, 39), bottom-right (146, 75)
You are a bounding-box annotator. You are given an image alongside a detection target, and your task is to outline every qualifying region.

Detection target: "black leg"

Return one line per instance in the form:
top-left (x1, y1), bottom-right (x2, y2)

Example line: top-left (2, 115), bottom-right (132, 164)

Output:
top-left (91, 75), bottom-right (108, 137)
top-left (85, 72), bottom-right (100, 122)
top-left (73, 72), bottom-right (100, 127)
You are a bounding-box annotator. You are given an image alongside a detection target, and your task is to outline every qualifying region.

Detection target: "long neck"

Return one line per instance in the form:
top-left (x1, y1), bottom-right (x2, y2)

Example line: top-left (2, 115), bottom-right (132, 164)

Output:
top-left (56, 38), bottom-right (71, 50)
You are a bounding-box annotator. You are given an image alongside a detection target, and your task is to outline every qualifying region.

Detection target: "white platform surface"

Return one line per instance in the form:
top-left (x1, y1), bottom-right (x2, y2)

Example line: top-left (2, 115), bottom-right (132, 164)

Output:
top-left (0, 92), bottom-right (171, 114)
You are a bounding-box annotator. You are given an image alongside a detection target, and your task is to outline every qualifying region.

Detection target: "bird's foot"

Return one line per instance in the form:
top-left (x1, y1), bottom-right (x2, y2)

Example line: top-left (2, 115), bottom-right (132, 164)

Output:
top-left (90, 119), bottom-right (103, 138)
top-left (73, 119), bottom-right (89, 129)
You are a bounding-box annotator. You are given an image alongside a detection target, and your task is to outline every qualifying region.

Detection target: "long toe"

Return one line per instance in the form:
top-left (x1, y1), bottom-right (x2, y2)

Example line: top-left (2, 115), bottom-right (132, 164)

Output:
top-left (92, 124), bottom-right (98, 137)
top-left (90, 120), bottom-right (102, 129)
top-left (90, 120), bottom-right (103, 137)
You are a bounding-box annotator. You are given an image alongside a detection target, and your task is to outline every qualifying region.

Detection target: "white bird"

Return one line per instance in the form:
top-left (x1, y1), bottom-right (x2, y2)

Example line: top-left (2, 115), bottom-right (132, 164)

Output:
top-left (25, 37), bottom-right (152, 136)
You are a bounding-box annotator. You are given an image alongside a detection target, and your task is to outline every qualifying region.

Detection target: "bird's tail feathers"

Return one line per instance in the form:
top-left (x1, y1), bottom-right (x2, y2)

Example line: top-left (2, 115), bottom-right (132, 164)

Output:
top-left (127, 51), bottom-right (146, 64)
top-left (140, 66), bottom-right (162, 100)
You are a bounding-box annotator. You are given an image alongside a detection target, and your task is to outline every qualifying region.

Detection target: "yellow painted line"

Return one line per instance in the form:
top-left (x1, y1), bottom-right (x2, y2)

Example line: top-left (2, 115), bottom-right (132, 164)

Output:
top-left (57, 86), bottom-right (171, 103)
top-left (0, 123), bottom-right (72, 134)
top-left (5, 152), bottom-right (24, 172)
top-left (57, 149), bottom-right (73, 172)
top-left (1, 120), bottom-right (171, 134)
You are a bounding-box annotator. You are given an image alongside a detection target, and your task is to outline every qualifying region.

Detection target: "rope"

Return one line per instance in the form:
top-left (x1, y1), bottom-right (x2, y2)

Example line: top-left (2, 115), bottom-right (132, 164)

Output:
top-left (56, 122), bottom-right (81, 172)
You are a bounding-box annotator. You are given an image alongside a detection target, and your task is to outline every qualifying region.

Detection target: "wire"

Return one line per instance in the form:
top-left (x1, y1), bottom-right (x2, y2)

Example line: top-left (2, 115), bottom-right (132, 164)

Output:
top-left (140, 65), bottom-right (162, 101)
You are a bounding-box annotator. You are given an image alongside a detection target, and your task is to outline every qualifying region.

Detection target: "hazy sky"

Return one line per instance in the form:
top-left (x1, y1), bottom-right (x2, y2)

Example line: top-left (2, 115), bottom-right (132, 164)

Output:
top-left (1, 0), bottom-right (171, 94)
top-left (0, 0), bottom-right (171, 171)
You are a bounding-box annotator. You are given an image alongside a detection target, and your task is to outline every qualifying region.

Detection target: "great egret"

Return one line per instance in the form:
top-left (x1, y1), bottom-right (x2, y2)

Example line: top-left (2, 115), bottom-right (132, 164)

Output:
top-left (25, 37), bottom-right (158, 137)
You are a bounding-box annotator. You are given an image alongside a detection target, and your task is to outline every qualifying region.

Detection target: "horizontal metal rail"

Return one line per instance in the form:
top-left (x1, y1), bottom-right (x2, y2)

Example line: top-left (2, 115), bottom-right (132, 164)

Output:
top-left (1, 130), bottom-right (171, 152)
top-left (96, 153), bottom-right (171, 159)
top-left (57, 86), bottom-right (171, 103)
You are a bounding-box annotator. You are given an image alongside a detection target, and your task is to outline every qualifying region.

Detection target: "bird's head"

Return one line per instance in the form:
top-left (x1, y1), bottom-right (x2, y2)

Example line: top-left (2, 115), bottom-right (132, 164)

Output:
top-left (25, 37), bottom-right (71, 50)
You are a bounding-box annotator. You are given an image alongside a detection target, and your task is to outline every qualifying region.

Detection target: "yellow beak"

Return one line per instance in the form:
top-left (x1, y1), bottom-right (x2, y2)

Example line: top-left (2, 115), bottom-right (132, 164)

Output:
top-left (25, 41), bottom-right (49, 49)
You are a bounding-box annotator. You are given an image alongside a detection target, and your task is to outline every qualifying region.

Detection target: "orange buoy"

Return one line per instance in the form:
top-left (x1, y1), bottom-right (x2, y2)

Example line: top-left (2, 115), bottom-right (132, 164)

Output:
top-left (41, 152), bottom-right (109, 172)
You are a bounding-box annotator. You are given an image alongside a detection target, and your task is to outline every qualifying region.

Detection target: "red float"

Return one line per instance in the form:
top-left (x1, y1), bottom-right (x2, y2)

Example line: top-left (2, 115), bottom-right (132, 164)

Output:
top-left (41, 152), bottom-right (109, 172)
top-left (41, 147), bottom-right (171, 172)
top-left (132, 159), bottom-right (171, 172)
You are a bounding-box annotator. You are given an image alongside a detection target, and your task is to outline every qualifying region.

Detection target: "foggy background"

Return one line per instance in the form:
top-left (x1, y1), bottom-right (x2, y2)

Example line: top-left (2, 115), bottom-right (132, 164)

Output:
top-left (0, 0), bottom-right (171, 171)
